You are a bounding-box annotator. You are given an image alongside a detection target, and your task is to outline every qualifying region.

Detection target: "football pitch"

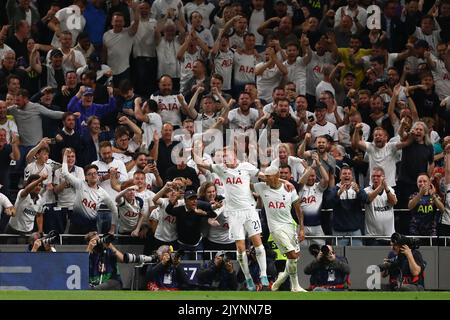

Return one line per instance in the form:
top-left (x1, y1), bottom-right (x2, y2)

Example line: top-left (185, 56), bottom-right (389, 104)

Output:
top-left (1, 290), bottom-right (450, 300)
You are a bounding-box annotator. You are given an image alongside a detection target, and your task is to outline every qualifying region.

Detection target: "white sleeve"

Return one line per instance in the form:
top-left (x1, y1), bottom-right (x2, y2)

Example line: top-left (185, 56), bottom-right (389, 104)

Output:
top-left (243, 162), bottom-right (259, 177)
top-left (61, 163), bottom-right (83, 189)
top-left (101, 189), bottom-right (118, 226)
top-left (211, 164), bottom-right (225, 177)
top-left (290, 190), bottom-right (299, 203)
top-left (0, 193), bottom-right (13, 209)
top-left (253, 182), bottom-right (265, 196)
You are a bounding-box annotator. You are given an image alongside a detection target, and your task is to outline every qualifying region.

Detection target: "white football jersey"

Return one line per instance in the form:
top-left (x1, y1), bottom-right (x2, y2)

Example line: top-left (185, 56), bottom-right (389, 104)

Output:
top-left (299, 182), bottom-right (326, 227)
top-left (150, 93), bottom-right (183, 127)
top-left (117, 197), bottom-right (144, 234)
top-left (9, 190), bottom-right (45, 233)
top-left (53, 165), bottom-right (85, 208)
top-left (150, 198), bottom-right (182, 242)
top-left (254, 182), bottom-right (299, 232)
top-left (233, 51), bottom-right (257, 85)
top-left (364, 186), bottom-right (396, 236)
top-left (211, 162), bottom-right (259, 211)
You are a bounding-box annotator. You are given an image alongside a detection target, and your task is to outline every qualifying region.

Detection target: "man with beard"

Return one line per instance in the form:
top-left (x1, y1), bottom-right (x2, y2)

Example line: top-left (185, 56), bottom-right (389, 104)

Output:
top-left (150, 75), bottom-right (188, 129)
top-left (352, 123), bottom-right (413, 188)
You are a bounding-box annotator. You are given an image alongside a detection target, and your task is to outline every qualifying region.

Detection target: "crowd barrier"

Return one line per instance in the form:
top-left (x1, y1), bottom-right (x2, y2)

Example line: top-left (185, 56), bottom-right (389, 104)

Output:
top-left (1, 241), bottom-right (450, 290)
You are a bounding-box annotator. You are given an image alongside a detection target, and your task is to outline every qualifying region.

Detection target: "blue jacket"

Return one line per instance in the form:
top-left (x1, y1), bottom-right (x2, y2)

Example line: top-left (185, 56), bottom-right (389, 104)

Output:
top-left (67, 95), bottom-right (117, 133)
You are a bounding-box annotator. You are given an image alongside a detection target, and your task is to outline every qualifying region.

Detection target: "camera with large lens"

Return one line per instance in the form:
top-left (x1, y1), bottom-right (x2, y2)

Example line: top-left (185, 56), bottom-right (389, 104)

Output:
top-left (309, 244), bottom-right (332, 262)
top-left (124, 253), bottom-right (158, 264)
top-left (41, 230), bottom-right (59, 246)
top-left (96, 233), bottom-right (115, 246)
top-left (391, 232), bottom-right (420, 250)
top-left (377, 257), bottom-right (397, 272)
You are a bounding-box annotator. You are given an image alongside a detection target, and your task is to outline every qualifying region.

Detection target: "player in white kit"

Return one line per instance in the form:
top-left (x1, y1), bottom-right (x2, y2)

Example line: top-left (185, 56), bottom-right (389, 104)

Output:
top-left (253, 166), bottom-right (307, 292)
top-left (195, 146), bottom-right (293, 290)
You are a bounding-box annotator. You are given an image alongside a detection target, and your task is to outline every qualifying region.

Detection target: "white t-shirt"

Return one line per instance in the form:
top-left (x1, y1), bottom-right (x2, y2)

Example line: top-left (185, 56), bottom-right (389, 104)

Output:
top-left (53, 165), bottom-right (85, 208)
top-left (206, 206), bottom-right (234, 244)
top-left (256, 63), bottom-right (284, 103)
top-left (150, 198), bottom-right (182, 242)
top-left (213, 49), bottom-right (234, 91)
top-left (324, 106), bottom-right (345, 126)
top-left (51, 5), bottom-right (86, 48)
top-left (92, 159), bottom-right (128, 197)
top-left (414, 27), bottom-right (441, 54)
top-left (117, 197), bottom-right (144, 233)
top-left (46, 49), bottom-right (86, 71)
top-left (0, 192), bottom-right (13, 218)
top-left (151, 93), bottom-right (183, 127)
top-left (431, 55), bottom-right (450, 100)
top-left (179, 50), bottom-right (203, 94)
top-left (133, 18), bottom-right (157, 58)
top-left (9, 190), bottom-right (44, 233)
top-left (184, 2), bottom-right (216, 29)
top-left (270, 156), bottom-right (305, 182)
top-left (103, 28), bottom-right (135, 75)
top-left (128, 167), bottom-right (157, 191)
top-left (205, 171), bottom-right (225, 197)
top-left (364, 186), bottom-right (396, 236)
top-left (0, 119), bottom-right (18, 143)
top-left (156, 37), bottom-right (181, 78)
top-left (61, 163), bottom-right (117, 224)
top-left (306, 51), bottom-right (334, 96)
top-left (141, 112), bottom-right (163, 149)
top-left (284, 56), bottom-right (307, 95)
top-left (248, 9), bottom-right (265, 45)
top-left (315, 81), bottom-right (335, 99)
top-left (24, 161), bottom-right (54, 204)
top-left (310, 122), bottom-right (338, 146)
top-left (254, 182), bottom-right (299, 232)
top-left (443, 184), bottom-right (450, 226)
top-left (233, 51), bottom-right (258, 85)
top-left (299, 182), bottom-right (326, 227)
top-left (227, 108), bottom-right (259, 130)
top-left (211, 162), bottom-right (259, 211)
top-left (334, 5), bottom-right (367, 34)
top-left (338, 122), bottom-right (370, 148)
top-left (364, 141), bottom-right (398, 187)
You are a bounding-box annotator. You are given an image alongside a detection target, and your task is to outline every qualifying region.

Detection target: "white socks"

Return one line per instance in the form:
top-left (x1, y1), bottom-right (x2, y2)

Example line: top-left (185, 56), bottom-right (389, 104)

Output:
top-left (255, 245), bottom-right (267, 278)
top-left (287, 258), bottom-right (300, 289)
top-left (237, 251), bottom-right (252, 280)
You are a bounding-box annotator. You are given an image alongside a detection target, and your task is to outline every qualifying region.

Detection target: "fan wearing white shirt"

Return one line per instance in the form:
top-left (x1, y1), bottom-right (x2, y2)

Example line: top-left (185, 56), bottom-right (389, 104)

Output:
top-left (60, 149), bottom-right (118, 236)
top-left (53, 147), bottom-right (85, 234)
top-left (134, 98), bottom-right (162, 151)
top-left (46, 31), bottom-right (86, 71)
top-left (255, 47), bottom-right (288, 103)
top-left (6, 174), bottom-right (46, 243)
top-left (298, 157), bottom-right (330, 247)
top-left (364, 167), bottom-right (398, 245)
top-left (284, 36), bottom-right (312, 96)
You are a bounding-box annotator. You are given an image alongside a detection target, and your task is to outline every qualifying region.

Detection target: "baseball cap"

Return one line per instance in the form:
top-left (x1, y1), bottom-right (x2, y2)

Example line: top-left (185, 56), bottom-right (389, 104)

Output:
top-left (344, 71), bottom-right (356, 79)
top-left (184, 190), bottom-right (198, 200)
top-left (50, 49), bottom-right (63, 58)
top-left (82, 87), bottom-right (94, 96)
top-left (88, 52), bottom-right (101, 64)
top-left (315, 101), bottom-right (327, 110)
top-left (215, 250), bottom-right (226, 258)
top-left (414, 39), bottom-right (429, 49)
top-left (264, 166), bottom-right (279, 176)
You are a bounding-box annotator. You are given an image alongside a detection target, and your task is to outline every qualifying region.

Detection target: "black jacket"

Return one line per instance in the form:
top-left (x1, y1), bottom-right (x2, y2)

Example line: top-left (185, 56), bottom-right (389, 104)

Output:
top-left (166, 200), bottom-right (216, 246)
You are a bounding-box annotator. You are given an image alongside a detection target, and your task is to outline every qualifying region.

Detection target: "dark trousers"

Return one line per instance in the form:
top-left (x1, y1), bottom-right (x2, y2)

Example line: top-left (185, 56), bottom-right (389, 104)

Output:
top-left (394, 181), bottom-right (418, 235)
top-left (113, 68), bottom-right (131, 88)
top-left (132, 56), bottom-right (157, 97)
top-left (44, 205), bottom-right (70, 234)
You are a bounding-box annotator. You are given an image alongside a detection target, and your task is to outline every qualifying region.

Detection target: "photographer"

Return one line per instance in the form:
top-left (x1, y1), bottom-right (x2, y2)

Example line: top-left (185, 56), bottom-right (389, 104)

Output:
top-left (304, 244), bottom-right (351, 291)
top-left (197, 251), bottom-right (238, 291)
top-left (28, 231), bottom-right (58, 252)
top-left (379, 233), bottom-right (426, 291)
top-left (146, 245), bottom-right (191, 291)
top-left (85, 231), bottom-right (123, 290)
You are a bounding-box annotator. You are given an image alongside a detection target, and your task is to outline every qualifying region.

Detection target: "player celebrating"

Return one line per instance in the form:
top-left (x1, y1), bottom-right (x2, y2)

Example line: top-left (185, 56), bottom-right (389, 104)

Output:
top-left (195, 145), bottom-right (293, 290)
top-left (253, 166), bottom-right (307, 292)
top-left (61, 148), bottom-right (118, 235)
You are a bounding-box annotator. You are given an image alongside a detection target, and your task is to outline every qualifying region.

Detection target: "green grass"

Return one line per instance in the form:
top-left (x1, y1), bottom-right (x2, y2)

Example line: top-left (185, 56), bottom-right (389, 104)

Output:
top-left (1, 291), bottom-right (450, 300)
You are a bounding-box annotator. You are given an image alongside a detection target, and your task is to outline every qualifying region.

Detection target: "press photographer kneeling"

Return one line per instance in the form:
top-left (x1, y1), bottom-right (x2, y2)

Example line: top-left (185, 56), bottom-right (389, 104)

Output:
top-left (379, 233), bottom-right (426, 291)
top-left (304, 244), bottom-right (351, 291)
top-left (85, 232), bottom-right (158, 290)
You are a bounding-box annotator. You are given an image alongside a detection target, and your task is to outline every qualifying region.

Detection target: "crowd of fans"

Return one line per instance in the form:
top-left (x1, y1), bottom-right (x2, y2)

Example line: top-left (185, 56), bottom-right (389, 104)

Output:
top-left (1, 0), bottom-right (450, 256)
